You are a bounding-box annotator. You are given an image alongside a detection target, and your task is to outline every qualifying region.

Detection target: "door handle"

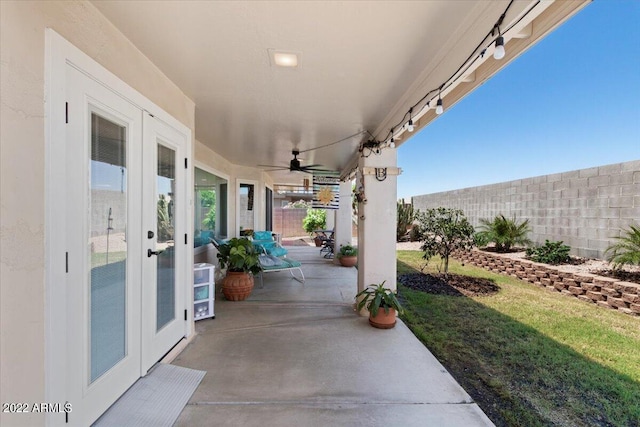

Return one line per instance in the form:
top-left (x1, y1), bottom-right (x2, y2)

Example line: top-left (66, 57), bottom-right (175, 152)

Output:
top-left (147, 249), bottom-right (163, 257)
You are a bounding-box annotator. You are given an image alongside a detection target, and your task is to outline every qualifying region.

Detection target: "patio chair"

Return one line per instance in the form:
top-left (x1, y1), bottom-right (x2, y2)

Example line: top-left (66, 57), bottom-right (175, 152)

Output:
top-left (257, 254), bottom-right (305, 288)
top-left (318, 230), bottom-right (335, 258)
top-left (251, 231), bottom-right (288, 257)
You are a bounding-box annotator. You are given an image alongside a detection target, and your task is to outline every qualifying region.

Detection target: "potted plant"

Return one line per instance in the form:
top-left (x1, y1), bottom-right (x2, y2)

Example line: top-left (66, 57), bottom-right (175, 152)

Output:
top-left (216, 237), bottom-right (261, 301)
top-left (355, 281), bottom-right (403, 329)
top-left (337, 244), bottom-right (358, 267)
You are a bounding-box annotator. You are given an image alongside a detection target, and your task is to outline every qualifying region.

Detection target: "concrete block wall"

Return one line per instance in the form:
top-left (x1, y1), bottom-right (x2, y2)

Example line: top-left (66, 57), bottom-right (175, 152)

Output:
top-left (273, 208), bottom-right (307, 237)
top-left (412, 160), bottom-right (640, 259)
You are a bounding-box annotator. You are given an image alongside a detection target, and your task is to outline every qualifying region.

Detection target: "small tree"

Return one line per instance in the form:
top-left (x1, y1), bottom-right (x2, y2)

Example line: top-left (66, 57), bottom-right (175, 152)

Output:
top-left (302, 208), bottom-right (326, 235)
top-left (416, 207), bottom-right (475, 274)
top-left (605, 224), bottom-right (640, 269)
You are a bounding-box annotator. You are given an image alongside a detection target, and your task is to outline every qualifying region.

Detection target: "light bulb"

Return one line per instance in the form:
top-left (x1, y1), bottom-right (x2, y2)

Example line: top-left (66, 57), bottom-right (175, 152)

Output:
top-left (436, 98), bottom-right (444, 115)
top-left (407, 119), bottom-right (414, 132)
top-left (390, 138), bottom-right (395, 148)
top-left (494, 36), bottom-right (505, 60)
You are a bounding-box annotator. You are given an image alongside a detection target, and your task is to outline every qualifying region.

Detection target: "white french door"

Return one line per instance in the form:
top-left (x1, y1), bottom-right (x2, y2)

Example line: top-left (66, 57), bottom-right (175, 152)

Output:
top-left (64, 64), bottom-right (187, 426)
top-left (141, 115), bottom-right (188, 372)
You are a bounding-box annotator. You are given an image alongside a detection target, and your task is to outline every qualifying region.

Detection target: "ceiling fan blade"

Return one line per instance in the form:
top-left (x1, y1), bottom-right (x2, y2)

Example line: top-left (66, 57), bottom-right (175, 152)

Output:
top-left (258, 164), bottom-right (288, 169)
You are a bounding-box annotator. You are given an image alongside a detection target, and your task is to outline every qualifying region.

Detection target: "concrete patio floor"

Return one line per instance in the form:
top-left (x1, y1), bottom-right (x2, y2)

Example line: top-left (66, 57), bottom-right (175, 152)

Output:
top-left (173, 246), bottom-right (494, 426)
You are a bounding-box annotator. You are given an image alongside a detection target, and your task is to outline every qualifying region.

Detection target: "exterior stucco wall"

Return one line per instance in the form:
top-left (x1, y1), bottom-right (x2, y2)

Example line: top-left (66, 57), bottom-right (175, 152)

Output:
top-left (412, 160), bottom-right (640, 259)
top-left (1, 2), bottom-right (195, 425)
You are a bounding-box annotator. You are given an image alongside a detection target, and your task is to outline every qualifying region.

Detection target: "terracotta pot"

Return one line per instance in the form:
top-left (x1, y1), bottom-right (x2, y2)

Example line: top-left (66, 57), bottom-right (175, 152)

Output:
top-left (314, 236), bottom-right (324, 247)
top-left (222, 271), bottom-right (254, 301)
top-left (338, 256), bottom-right (357, 267)
top-left (369, 307), bottom-right (396, 329)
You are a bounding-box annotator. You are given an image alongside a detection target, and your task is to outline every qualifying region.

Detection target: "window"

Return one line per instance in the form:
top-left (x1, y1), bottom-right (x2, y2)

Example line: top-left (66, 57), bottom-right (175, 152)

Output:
top-left (194, 167), bottom-right (227, 247)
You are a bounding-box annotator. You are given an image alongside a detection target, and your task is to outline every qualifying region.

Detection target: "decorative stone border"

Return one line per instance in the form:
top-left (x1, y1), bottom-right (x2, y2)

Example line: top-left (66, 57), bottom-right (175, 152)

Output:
top-left (453, 250), bottom-right (640, 317)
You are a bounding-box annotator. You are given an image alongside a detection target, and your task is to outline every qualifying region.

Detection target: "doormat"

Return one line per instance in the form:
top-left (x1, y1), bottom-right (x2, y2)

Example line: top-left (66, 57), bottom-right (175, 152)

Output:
top-left (93, 363), bottom-right (205, 427)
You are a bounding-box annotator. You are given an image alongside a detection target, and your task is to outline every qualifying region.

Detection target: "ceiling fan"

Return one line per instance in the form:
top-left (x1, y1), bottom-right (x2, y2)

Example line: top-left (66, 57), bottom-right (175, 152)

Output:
top-left (259, 150), bottom-right (334, 173)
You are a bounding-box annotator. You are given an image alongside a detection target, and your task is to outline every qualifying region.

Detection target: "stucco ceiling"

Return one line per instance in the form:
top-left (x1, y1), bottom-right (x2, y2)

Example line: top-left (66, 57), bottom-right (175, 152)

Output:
top-left (91, 0), bottom-right (584, 184)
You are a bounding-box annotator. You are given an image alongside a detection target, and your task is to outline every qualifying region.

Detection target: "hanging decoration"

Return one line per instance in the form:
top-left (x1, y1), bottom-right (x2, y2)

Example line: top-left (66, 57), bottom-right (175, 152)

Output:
top-left (312, 174), bottom-right (340, 210)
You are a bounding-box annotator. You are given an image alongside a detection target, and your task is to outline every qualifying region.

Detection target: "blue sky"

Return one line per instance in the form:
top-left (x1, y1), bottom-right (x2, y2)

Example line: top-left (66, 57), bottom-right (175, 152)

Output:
top-left (397, 0), bottom-right (640, 200)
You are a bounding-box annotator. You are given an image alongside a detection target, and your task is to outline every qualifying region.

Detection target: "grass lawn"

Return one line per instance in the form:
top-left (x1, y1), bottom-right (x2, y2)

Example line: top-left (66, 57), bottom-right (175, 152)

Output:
top-left (397, 250), bottom-right (640, 427)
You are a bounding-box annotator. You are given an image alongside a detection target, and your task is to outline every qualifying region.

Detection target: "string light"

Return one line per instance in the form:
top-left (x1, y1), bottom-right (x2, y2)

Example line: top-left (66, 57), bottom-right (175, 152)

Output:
top-left (494, 35), bottom-right (505, 60)
top-left (435, 97), bottom-right (444, 115)
top-left (368, 0), bottom-right (522, 150)
top-left (407, 108), bottom-right (414, 132)
top-left (355, 0), bottom-right (542, 154)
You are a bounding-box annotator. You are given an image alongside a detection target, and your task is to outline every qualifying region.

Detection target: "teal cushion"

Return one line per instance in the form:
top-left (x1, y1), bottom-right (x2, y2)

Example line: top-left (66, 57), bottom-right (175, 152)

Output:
top-left (283, 259), bottom-right (301, 268)
top-left (253, 231), bottom-right (273, 241)
top-left (268, 246), bottom-right (288, 257)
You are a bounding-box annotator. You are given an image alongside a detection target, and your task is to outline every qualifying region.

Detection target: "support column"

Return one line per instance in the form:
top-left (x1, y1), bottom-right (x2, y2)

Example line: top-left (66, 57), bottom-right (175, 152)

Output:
top-left (333, 180), bottom-right (353, 264)
top-left (325, 208), bottom-right (335, 231)
top-left (357, 148), bottom-right (398, 296)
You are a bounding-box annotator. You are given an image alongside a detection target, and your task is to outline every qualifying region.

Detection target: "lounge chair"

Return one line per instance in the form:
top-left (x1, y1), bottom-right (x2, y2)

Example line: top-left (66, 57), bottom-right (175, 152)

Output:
top-left (251, 231), bottom-right (288, 257)
top-left (212, 236), bottom-right (304, 288)
top-left (257, 254), bottom-right (305, 287)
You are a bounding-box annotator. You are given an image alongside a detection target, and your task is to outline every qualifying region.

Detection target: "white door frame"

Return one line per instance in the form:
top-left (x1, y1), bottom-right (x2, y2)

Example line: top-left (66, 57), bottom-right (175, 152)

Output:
top-left (235, 179), bottom-right (259, 236)
top-left (45, 29), bottom-right (193, 426)
top-left (265, 182), bottom-right (274, 231)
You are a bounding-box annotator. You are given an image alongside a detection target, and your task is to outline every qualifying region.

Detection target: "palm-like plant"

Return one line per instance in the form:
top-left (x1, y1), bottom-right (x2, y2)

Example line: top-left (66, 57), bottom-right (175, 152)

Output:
top-left (355, 281), bottom-right (403, 317)
top-left (476, 214), bottom-right (532, 252)
top-left (605, 224), bottom-right (640, 269)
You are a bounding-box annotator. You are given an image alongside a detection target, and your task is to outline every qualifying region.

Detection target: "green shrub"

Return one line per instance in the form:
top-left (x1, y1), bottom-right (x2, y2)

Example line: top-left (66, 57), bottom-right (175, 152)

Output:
top-left (302, 208), bottom-right (326, 235)
top-left (476, 214), bottom-right (532, 252)
top-left (526, 240), bottom-right (571, 265)
top-left (473, 232), bottom-right (490, 248)
top-left (605, 224), bottom-right (640, 269)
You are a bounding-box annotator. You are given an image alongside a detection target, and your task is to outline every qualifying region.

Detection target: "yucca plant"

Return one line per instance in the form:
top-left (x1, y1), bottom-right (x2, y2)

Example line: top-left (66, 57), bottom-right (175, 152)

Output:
top-left (476, 214), bottom-right (532, 252)
top-left (605, 224), bottom-right (640, 269)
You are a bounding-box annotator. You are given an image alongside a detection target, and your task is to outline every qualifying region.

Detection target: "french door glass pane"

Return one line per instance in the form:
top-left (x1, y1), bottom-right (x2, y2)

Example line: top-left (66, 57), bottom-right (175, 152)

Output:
top-left (157, 144), bottom-right (176, 330)
top-left (89, 113), bottom-right (127, 383)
